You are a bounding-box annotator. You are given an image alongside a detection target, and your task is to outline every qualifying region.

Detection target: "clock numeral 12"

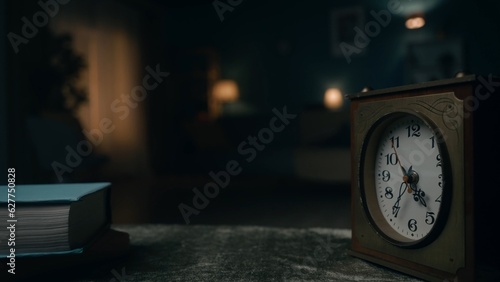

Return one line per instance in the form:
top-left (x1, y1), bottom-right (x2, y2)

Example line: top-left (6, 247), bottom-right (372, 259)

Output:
top-left (406, 124), bottom-right (421, 138)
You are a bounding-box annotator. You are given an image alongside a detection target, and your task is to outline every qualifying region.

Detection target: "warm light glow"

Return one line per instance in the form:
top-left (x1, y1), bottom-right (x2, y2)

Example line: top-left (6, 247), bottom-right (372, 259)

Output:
top-left (212, 80), bottom-right (239, 102)
top-left (324, 88), bottom-right (343, 110)
top-left (361, 86), bottom-right (372, 92)
top-left (209, 80), bottom-right (240, 119)
top-left (406, 15), bottom-right (425, 29)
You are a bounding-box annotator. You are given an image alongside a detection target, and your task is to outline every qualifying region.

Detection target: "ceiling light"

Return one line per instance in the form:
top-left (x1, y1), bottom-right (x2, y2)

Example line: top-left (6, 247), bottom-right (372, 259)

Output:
top-left (406, 14), bottom-right (425, 29)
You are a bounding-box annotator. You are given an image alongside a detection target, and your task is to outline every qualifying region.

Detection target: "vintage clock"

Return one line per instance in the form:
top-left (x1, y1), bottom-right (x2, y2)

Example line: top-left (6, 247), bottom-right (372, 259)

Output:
top-left (348, 75), bottom-right (500, 281)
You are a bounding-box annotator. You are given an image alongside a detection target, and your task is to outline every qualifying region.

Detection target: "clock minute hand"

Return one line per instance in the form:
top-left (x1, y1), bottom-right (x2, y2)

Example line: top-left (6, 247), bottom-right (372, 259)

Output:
top-left (392, 181), bottom-right (408, 217)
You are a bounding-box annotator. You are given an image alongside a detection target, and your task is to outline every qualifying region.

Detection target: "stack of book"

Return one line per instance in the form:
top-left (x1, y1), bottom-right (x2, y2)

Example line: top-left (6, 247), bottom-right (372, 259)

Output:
top-left (0, 182), bottom-right (129, 280)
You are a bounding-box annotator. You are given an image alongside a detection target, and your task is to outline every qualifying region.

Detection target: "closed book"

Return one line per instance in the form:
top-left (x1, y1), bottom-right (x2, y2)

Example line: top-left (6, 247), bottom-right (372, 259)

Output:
top-left (0, 228), bottom-right (130, 281)
top-left (0, 182), bottom-right (111, 257)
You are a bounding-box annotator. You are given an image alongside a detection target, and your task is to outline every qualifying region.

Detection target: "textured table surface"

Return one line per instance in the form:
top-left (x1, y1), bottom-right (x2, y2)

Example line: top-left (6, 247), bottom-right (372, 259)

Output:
top-left (66, 224), bottom-right (420, 282)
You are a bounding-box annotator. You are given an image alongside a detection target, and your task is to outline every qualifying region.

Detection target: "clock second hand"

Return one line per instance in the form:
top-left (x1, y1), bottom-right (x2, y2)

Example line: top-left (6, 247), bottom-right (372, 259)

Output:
top-left (391, 139), bottom-right (413, 194)
top-left (391, 138), bottom-right (413, 217)
top-left (391, 139), bottom-right (407, 177)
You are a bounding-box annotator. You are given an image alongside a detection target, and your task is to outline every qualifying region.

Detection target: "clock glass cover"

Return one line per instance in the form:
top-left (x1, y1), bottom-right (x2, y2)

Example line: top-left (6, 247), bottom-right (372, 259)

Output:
top-left (363, 113), bottom-right (448, 246)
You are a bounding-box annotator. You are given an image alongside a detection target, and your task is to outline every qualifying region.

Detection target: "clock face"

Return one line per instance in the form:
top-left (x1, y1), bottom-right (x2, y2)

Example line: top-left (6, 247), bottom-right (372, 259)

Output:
top-left (361, 112), bottom-right (449, 246)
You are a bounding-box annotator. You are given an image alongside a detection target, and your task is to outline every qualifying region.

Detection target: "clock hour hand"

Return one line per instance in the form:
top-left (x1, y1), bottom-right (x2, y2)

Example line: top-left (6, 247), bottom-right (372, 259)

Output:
top-left (411, 183), bottom-right (427, 207)
top-left (404, 169), bottom-right (426, 207)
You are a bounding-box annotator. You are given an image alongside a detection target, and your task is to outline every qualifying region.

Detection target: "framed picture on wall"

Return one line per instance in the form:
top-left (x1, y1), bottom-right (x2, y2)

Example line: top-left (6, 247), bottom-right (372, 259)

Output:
top-left (406, 39), bottom-right (465, 83)
top-left (330, 6), bottom-right (365, 58)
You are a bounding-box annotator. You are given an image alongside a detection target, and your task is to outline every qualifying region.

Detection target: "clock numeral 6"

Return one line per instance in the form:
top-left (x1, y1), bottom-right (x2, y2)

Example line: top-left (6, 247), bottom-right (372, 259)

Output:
top-left (408, 219), bottom-right (418, 232)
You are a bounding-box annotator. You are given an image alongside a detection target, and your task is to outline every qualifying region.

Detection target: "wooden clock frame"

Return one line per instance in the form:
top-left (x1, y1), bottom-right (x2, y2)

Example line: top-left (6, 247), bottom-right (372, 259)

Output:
top-left (348, 75), bottom-right (500, 281)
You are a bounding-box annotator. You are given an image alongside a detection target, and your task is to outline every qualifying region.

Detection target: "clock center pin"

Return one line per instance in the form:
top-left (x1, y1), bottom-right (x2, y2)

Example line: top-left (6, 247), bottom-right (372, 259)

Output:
top-left (403, 170), bottom-right (419, 192)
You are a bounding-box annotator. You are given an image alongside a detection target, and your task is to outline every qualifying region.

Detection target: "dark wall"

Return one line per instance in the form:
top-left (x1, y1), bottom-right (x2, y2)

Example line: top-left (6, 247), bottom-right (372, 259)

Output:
top-left (4, 0), bottom-right (500, 182)
top-left (161, 0), bottom-right (500, 112)
top-left (0, 1), bottom-right (6, 184)
top-left (146, 0), bottom-right (500, 176)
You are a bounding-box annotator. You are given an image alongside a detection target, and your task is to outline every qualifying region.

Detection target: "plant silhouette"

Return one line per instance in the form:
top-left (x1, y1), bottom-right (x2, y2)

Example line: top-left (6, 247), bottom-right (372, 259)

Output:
top-left (26, 28), bottom-right (87, 116)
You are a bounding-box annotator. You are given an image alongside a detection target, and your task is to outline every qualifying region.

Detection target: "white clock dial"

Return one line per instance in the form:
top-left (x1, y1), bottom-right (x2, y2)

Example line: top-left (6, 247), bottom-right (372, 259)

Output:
top-left (374, 114), bottom-right (443, 241)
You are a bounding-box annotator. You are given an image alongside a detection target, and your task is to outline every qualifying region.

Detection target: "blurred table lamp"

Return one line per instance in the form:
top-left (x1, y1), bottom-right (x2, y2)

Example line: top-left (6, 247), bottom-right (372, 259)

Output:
top-left (210, 79), bottom-right (239, 118)
top-left (324, 88), bottom-right (344, 110)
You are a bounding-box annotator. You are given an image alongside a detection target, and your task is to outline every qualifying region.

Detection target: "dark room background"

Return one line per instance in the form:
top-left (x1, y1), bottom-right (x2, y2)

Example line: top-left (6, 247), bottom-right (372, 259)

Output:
top-left (2, 0), bottom-right (500, 227)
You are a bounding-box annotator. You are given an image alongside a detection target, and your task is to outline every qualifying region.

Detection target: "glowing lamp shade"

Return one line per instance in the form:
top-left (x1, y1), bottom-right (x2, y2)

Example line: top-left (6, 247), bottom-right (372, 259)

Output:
top-left (406, 15), bottom-right (425, 29)
top-left (324, 88), bottom-right (344, 110)
top-left (212, 80), bottom-right (239, 102)
top-left (209, 79), bottom-right (240, 119)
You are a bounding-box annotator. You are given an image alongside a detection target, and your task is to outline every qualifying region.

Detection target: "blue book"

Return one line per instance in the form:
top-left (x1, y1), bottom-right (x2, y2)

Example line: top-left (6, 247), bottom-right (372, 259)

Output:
top-left (0, 182), bottom-right (111, 258)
